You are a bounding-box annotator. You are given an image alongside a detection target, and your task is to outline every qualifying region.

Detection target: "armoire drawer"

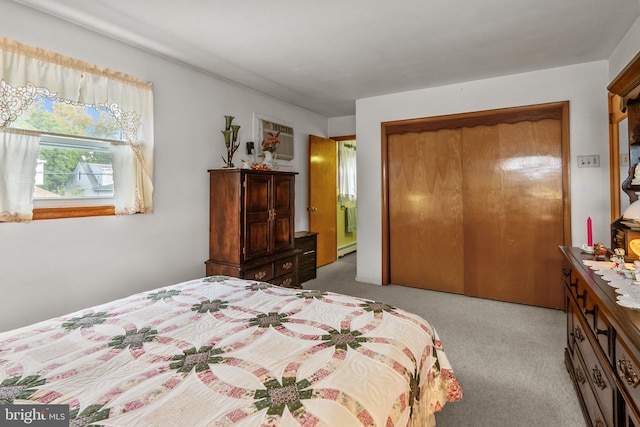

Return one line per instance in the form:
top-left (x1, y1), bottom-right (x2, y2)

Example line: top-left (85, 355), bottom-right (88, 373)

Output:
top-left (274, 255), bottom-right (297, 277)
top-left (270, 271), bottom-right (299, 289)
top-left (244, 263), bottom-right (274, 282)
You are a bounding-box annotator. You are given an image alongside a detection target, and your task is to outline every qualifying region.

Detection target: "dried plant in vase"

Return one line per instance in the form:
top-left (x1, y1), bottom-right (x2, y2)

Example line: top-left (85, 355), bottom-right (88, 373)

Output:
top-left (261, 130), bottom-right (281, 154)
top-left (221, 115), bottom-right (241, 167)
top-left (261, 131), bottom-right (281, 168)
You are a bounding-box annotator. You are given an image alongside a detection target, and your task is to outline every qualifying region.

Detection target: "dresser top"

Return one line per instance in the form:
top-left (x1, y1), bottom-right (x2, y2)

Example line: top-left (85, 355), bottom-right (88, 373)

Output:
top-left (561, 246), bottom-right (640, 346)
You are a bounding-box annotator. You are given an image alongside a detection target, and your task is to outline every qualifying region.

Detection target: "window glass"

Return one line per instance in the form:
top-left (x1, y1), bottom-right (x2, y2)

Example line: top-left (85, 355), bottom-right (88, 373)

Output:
top-left (11, 96), bottom-right (121, 139)
top-left (9, 96), bottom-right (120, 207)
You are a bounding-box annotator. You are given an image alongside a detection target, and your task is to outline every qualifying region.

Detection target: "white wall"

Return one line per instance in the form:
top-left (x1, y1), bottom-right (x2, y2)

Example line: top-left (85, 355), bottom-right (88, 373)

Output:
top-left (0, 2), bottom-right (327, 331)
top-left (355, 61), bottom-right (611, 285)
top-left (329, 116), bottom-right (356, 137)
top-left (609, 15), bottom-right (640, 81)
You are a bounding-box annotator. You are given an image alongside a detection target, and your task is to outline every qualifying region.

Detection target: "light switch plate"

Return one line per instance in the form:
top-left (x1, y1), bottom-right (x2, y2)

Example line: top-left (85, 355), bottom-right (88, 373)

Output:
top-left (577, 155), bottom-right (600, 168)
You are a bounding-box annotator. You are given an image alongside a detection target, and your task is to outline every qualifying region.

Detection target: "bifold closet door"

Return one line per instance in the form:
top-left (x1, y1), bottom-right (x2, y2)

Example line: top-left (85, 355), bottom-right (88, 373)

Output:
top-left (462, 119), bottom-right (564, 308)
top-left (388, 129), bottom-right (465, 294)
top-left (387, 118), bottom-right (564, 309)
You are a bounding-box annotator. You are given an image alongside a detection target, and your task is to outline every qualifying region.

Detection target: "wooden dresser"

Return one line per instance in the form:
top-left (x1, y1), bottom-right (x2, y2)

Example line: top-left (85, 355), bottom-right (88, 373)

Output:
top-left (295, 231), bottom-right (318, 284)
top-left (561, 246), bottom-right (640, 426)
top-left (205, 169), bottom-right (301, 288)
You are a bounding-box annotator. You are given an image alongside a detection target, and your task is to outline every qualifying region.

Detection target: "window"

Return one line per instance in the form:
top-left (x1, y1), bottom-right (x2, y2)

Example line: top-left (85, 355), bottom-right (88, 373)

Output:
top-left (35, 135), bottom-right (114, 207)
top-left (0, 37), bottom-right (154, 222)
top-left (10, 96), bottom-right (119, 209)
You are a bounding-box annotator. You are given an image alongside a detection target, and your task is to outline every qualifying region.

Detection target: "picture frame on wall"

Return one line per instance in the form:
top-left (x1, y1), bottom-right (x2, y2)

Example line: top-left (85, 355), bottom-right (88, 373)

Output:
top-left (253, 112), bottom-right (294, 161)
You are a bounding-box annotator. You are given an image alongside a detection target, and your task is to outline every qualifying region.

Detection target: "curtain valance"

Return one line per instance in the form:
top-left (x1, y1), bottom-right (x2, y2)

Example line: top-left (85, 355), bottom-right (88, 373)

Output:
top-left (0, 37), bottom-right (154, 215)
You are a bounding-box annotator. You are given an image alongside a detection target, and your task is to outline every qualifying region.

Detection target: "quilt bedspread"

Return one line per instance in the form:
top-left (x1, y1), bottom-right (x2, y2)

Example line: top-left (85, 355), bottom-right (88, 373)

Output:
top-left (0, 277), bottom-right (461, 426)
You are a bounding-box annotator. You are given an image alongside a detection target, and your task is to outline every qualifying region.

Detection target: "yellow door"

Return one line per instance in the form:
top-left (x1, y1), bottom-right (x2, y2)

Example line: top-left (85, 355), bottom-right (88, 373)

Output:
top-left (309, 135), bottom-right (338, 267)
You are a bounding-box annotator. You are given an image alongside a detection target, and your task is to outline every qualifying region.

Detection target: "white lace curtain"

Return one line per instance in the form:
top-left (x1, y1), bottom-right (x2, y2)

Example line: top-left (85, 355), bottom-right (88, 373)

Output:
top-left (338, 141), bottom-right (357, 201)
top-left (0, 131), bottom-right (40, 222)
top-left (0, 37), bottom-right (154, 221)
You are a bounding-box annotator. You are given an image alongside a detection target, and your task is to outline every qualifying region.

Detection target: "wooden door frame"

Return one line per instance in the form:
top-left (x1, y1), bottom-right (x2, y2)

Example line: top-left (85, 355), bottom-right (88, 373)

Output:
top-left (380, 101), bottom-right (572, 285)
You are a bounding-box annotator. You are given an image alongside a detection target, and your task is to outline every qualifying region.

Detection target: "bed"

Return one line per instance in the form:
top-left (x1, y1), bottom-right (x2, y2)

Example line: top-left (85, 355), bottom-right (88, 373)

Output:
top-left (0, 276), bottom-right (461, 426)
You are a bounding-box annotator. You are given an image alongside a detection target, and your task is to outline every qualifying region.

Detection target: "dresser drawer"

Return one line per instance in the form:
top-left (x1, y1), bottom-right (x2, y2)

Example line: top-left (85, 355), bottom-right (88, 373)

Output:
top-left (244, 263), bottom-right (274, 282)
top-left (274, 255), bottom-right (297, 277)
top-left (623, 399), bottom-right (640, 427)
top-left (616, 336), bottom-right (640, 409)
top-left (296, 237), bottom-right (316, 253)
top-left (579, 330), bottom-right (614, 426)
top-left (594, 306), bottom-right (613, 364)
top-left (572, 306), bottom-right (614, 426)
top-left (573, 349), bottom-right (610, 427)
top-left (567, 295), bottom-right (577, 355)
top-left (582, 293), bottom-right (613, 364)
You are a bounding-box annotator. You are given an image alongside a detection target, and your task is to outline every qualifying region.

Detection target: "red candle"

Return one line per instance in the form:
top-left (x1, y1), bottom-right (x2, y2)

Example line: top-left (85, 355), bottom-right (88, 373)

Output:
top-left (587, 217), bottom-right (593, 246)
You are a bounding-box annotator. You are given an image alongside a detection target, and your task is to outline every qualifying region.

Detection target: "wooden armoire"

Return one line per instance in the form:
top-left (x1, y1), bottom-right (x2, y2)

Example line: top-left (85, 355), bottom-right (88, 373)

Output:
top-left (205, 169), bottom-right (301, 288)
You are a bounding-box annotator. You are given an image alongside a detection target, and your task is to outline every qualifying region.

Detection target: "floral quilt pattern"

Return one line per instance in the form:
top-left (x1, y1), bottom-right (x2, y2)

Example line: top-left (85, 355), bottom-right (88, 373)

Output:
top-left (0, 277), bottom-right (461, 426)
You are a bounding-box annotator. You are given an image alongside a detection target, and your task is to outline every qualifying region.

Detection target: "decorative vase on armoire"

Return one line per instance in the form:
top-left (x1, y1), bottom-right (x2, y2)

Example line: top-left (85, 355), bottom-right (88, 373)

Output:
top-left (263, 150), bottom-right (277, 169)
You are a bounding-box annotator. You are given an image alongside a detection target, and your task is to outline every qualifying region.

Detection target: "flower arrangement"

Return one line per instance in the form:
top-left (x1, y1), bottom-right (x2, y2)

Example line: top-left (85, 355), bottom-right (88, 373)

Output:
top-left (261, 131), bottom-right (281, 153)
top-left (221, 115), bottom-right (241, 168)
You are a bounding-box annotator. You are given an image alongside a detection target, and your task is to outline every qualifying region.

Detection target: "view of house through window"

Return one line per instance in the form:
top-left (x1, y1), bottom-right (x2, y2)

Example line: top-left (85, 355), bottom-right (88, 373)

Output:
top-left (10, 96), bottom-right (122, 206)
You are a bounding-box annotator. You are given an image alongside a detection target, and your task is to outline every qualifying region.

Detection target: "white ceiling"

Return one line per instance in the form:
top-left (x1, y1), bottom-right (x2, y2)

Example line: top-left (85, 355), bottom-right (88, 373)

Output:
top-left (13, 0), bottom-right (640, 117)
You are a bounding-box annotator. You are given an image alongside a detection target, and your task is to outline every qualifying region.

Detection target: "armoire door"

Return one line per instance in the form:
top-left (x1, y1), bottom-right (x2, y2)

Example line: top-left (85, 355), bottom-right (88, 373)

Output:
top-left (244, 173), bottom-right (271, 260)
top-left (272, 173), bottom-right (295, 253)
top-left (387, 116), bottom-right (565, 309)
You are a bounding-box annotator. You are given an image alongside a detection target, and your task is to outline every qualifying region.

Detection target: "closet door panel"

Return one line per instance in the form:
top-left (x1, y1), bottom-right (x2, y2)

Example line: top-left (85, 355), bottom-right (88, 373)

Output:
top-left (388, 130), bottom-right (464, 293)
top-left (462, 119), bottom-right (564, 308)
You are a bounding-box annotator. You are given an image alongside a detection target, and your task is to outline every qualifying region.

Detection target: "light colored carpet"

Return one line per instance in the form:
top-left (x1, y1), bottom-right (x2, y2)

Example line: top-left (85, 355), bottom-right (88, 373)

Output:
top-left (303, 252), bottom-right (585, 427)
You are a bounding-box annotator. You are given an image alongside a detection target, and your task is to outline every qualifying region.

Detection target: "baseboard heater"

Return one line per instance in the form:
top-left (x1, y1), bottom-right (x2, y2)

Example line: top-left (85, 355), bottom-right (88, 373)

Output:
top-left (338, 242), bottom-right (357, 257)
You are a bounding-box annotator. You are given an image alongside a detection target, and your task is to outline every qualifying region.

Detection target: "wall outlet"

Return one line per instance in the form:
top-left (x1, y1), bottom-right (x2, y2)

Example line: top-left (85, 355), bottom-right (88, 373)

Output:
top-left (577, 155), bottom-right (600, 168)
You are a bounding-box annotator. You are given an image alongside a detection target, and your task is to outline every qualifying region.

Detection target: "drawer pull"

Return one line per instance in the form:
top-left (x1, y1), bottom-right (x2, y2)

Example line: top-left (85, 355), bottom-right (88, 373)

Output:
top-left (585, 305), bottom-right (597, 317)
top-left (574, 326), bottom-right (585, 343)
top-left (282, 278), bottom-right (293, 286)
top-left (575, 366), bottom-right (586, 385)
top-left (569, 281), bottom-right (578, 293)
top-left (282, 262), bottom-right (293, 270)
top-left (303, 250), bottom-right (315, 255)
top-left (569, 276), bottom-right (579, 292)
top-left (592, 366), bottom-right (607, 390)
top-left (596, 327), bottom-right (609, 338)
top-left (576, 289), bottom-right (587, 302)
top-left (562, 267), bottom-right (571, 277)
top-left (254, 271), bottom-right (267, 280)
top-left (617, 357), bottom-right (640, 388)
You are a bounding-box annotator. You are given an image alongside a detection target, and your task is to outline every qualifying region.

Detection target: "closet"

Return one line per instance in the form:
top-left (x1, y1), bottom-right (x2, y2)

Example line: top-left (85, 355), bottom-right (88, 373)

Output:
top-left (382, 102), bottom-right (570, 309)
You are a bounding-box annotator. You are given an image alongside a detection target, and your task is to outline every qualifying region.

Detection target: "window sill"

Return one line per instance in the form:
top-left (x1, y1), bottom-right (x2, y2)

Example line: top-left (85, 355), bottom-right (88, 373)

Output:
top-left (33, 205), bottom-right (115, 220)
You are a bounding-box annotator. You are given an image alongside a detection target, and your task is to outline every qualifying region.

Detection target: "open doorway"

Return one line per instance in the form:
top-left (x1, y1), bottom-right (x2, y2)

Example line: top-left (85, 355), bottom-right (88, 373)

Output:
top-left (337, 138), bottom-right (357, 257)
top-left (308, 135), bottom-right (357, 266)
